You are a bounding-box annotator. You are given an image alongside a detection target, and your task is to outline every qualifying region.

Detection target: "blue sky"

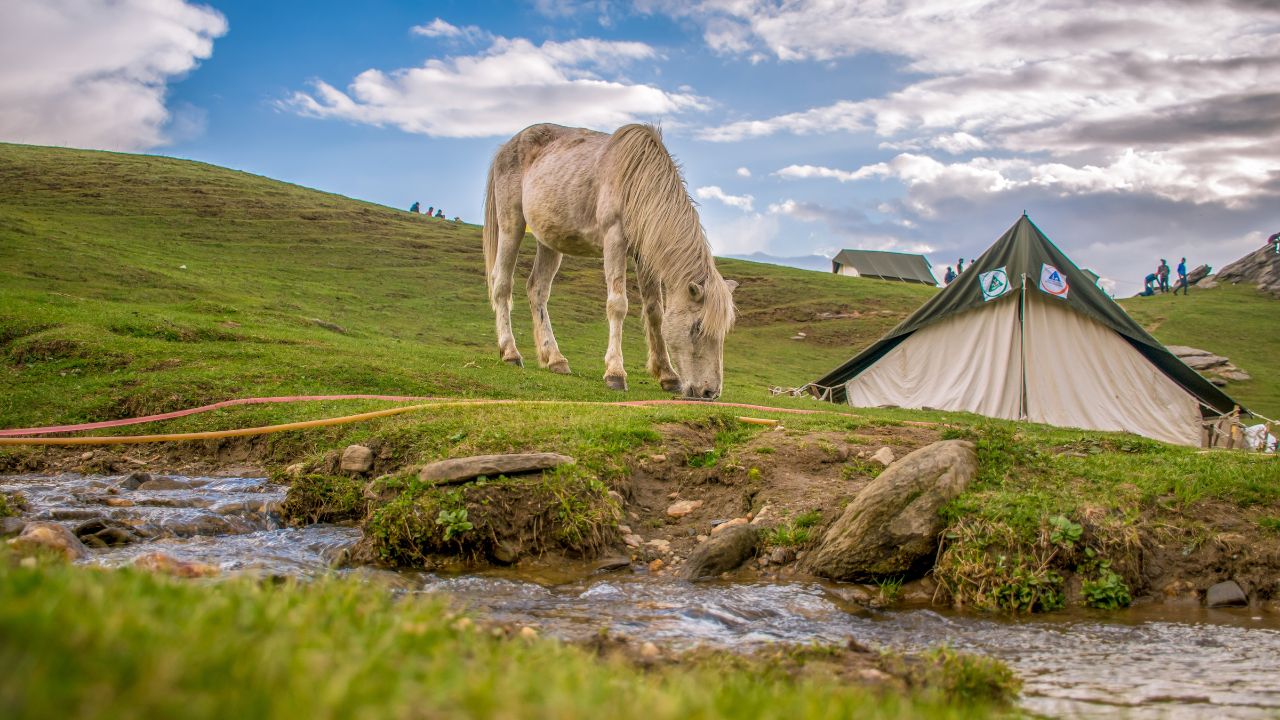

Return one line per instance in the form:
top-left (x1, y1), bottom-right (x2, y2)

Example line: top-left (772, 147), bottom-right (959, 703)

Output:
top-left (3, 0), bottom-right (1278, 294)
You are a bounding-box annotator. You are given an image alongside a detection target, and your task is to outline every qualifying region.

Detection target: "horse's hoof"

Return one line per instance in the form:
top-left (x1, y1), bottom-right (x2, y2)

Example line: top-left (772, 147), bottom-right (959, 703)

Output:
top-left (605, 375), bottom-right (628, 391)
top-left (504, 356), bottom-right (524, 368)
top-left (548, 360), bottom-right (572, 375)
top-left (659, 377), bottom-right (682, 393)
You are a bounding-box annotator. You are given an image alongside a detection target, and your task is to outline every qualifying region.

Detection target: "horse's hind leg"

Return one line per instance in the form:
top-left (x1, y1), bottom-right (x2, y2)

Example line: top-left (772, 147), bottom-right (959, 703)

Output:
top-left (490, 211), bottom-right (525, 367)
top-left (637, 260), bottom-right (681, 393)
top-left (527, 242), bottom-right (570, 374)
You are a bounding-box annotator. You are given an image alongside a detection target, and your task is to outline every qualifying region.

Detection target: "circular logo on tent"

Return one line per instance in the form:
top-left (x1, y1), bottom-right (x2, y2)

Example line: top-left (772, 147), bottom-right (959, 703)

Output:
top-left (978, 267), bottom-right (1010, 302)
top-left (1039, 263), bottom-right (1069, 298)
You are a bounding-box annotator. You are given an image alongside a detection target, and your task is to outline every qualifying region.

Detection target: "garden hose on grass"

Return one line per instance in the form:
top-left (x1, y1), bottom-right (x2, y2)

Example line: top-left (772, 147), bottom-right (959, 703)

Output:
top-left (0, 396), bottom-right (848, 447)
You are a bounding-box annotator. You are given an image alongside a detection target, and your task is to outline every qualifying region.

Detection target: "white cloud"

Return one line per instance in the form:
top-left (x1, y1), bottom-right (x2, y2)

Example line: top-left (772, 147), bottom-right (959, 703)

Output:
top-left (695, 185), bottom-right (753, 211)
top-left (684, 1), bottom-right (1280, 208)
top-left (703, 211), bottom-right (777, 255)
top-left (285, 35), bottom-right (704, 138)
top-left (0, 0), bottom-right (227, 151)
top-left (411, 18), bottom-right (464, 38)
top-left (735, 166), bottom-right (751, 178)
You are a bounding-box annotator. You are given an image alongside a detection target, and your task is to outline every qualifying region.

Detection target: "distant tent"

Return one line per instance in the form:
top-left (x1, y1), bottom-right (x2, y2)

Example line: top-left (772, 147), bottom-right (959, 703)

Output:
top-left (831, 249), bottom-right (936, 285)
top-left (811, 215), bottom-right (1242, 446)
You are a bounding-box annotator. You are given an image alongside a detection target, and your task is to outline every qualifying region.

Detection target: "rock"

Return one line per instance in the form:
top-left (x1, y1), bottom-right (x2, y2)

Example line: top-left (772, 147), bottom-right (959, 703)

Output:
top-left (750, 504), bottom-right (773, 525)
top-left (1197, 279), bottom-right (1219, 289)
top-left (519, 626), bottom-right (538, 641)
top-left (639, 642), bottom-right (660, 660)
top-left (711, 517), bottom-right (749, 535)
top-left (769, 547), bottom-right (795, 565)
top-left (1187, 264), bottom-right (1211, 285)
top-left (622, 534), bottom-right (643, 548)
top-left (6, 521), bottom-right (89, 561)
top-left (682, 525), bottom-right (760, 580)
top-left (607, 490), bottom-right (625, 505)
top-left (1181, 353), bottom-right (1229, 371)
top-left (806, 439), bottom-right (977, 581)
top-left (870, 446), bottom-right (896, 466)
top-left (104, 497), bottom-right (135, 507)
top-left (1206, 580), bottom-right (1248, 608)
top-left (666, 499), bottom-right (703, 518)
top-left (74, 518), bottom-right (142, 548)
top-left (1210, 377), bottom-right (1228, 387)
top-left (648, 558), bottom-right (665, 573)
top-left (1217, 368), bottom-right (1252, 382)
top-left (120, 471), bottom-right (151, 490)
top-left (618, 524), bottom-right (632, 535)
top-left (1217, 242), bottom-right (1280, 298)
top-left (645, 538), bottom-right (671, 554)
top-left (418, 453), bottom-right (574, 485)
top-left (650, 454), bottom-right (667, 463)
top-left (284, 463), bottom-right (306, 478)
top-left (132, 552), bottom-right (219, 578)
top-left (593, 556), bottom-right (631, 574)
top-left (340, 445), bottom-right (374, 473)
top-left (491, 541), bottom-right (522, 565)
top-left (137, 477), bottom-right (208, 491)
top-left (1, 517), bottom-right (26, 538)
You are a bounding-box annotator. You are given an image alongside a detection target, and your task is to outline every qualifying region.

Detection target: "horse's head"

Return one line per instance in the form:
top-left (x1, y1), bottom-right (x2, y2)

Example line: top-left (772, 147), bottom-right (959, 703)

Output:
top-left (662, 274), bottom-right (737, 400)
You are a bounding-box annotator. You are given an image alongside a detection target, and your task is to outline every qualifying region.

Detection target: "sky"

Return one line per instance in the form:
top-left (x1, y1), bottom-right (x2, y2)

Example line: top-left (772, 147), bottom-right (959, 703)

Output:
top-left (3, 0), bottom-right (1278, 295)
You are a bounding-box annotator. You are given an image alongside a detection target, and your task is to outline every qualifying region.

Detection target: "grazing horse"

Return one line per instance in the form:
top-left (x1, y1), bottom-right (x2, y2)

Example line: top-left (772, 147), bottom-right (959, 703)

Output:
top-left (483, 123), bottom-right (737, 399)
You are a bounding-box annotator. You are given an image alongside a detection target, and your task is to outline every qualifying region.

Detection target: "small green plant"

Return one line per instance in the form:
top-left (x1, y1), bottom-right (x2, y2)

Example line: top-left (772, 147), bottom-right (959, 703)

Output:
top-left (765, 510), bottom-right (822, 547)
top-left (687, 449), bottom-right (720, 468)
top-left (1080, 549), bottom-right (1132, 609)
top-left (746, 467), bottom-right (762, 482)
top-left (754, 446), bottom-right (774, 455)
top-left (875, 576), bottom-right (904, 604)
top-left (0, 492), bottom-right (23, 518)
top-left (1258, 517), bottom-right (1280, 533)
top-left (989, 555), bottom-right (1064, 613)
top-left (1048, 515), bottom-right (1082, 549)
top-left (435, 507), bottom-right (473, 541)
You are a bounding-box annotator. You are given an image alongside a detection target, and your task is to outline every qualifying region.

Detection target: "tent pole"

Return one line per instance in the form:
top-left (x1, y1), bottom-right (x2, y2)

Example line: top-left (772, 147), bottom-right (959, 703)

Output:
top-left (1019, 273), bottom-right (1029, 421)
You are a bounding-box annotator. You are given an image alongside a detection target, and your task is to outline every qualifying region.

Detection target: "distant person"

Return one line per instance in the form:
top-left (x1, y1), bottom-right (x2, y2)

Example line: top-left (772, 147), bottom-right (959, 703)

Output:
top-left (409, 201), bottom-right (420, 213)
top-left (944, 266), bottom-right (956, 284)
top-left (1173, 257), bottom-right (1189, 295)
top-left (435, 209), bottom-right (444, 218)
top-left (452, 216), bottom-right (460, 223)
top-left (1270, 231), bottom-right (1279, 254)
top-left (1157, 259), bottom-right (1170, 293)
top-left (427, 206), bottom-right (434, 217)
top-left (957, 258), bottom-right (965, 274)
top-left (1141, 272), bottom-right (1158, 296)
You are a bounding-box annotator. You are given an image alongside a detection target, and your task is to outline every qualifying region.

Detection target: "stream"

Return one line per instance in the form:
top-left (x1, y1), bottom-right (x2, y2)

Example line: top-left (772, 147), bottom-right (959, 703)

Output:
top-left (5, 472), bottom-right (1280, 719)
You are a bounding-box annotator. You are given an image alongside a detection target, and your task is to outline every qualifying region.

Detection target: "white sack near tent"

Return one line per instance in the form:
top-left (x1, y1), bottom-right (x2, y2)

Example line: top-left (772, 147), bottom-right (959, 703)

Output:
top-left (815, 215), bottom-right (1245, 447)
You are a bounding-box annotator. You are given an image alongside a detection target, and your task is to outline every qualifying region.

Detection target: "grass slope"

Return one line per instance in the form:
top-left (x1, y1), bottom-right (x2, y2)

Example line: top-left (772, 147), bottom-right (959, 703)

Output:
top-left (0, 142), bottom-right (932, 428)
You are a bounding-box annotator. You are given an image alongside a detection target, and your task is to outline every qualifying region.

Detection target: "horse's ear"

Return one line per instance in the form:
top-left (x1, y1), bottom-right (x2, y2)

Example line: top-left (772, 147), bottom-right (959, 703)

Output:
top-left (725, 279), bottom-right (739, 293)
top-left (688, 281), bottom-right (704, 302)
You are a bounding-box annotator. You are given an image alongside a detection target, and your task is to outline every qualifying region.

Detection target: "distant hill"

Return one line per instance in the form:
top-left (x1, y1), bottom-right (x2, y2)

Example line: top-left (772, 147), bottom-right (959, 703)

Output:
top-left (725, 252), bottom-right (834, 273)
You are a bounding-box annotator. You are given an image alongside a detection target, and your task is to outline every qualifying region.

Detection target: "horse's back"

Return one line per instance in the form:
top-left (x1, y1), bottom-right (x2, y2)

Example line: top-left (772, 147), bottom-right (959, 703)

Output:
top-left (502, 125), bottom-right (610, 256)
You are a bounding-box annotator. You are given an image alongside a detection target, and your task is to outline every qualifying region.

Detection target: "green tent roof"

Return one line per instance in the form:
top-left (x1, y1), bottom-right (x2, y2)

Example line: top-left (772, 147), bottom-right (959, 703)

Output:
top-left (812, 215), bottom-right (1243, 416)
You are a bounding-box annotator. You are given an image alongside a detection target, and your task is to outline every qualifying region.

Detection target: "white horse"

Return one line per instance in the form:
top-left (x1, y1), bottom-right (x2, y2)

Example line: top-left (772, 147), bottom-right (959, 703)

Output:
top-left (483, 123), bottom-right (737, 399)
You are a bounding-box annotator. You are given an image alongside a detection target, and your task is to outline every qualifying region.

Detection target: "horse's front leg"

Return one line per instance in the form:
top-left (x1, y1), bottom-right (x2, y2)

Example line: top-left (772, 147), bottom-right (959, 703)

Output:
top-left (637, 261), bottom-right (681, 393)
top-left (602, 225), bottom-right (628, 391)
top-left (490, 218), bottom-right (525, 367)
top-left (527, 242), bottom-right (570, 374)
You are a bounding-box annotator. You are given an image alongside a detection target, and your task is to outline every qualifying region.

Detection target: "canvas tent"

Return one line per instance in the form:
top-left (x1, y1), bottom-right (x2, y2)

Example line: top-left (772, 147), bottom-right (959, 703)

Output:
top-left (831, 249), bottom-right (936, 285)
top-left (811, 215), bottom-right (1242, 446)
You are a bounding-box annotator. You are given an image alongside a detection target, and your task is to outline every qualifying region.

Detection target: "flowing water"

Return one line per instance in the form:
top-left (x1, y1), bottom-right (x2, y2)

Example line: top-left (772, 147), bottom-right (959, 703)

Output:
top-left (6, 473), bottom-right (1280, 719)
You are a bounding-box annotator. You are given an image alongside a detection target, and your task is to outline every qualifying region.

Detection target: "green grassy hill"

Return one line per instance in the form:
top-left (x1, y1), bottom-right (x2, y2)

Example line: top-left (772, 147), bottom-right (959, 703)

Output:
top-left (0, 142), bottom-right (935, 427)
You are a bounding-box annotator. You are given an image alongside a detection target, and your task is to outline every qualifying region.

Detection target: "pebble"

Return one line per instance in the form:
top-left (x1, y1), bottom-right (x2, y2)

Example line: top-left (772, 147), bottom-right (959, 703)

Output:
top-left (519, 626), bottom-right (538, 641)
top-left (648, 558), bottom-right (665, 573)
top-left (618, 524), bottom-right (632, 535)
top-left (871, 446), bottom-right (896, 466)
top-left (666, 499), bottom-right (703, 518)
top-left (622, 534), bottom-right (643, 548)
top-left (711, 517), bottom-right (749, 535)
top-left (640, 642), bottom-right (660, 660)
top-left (645, 538), bottom-right (672, 554)
top-left (650, 454), bottom-right (667, 463)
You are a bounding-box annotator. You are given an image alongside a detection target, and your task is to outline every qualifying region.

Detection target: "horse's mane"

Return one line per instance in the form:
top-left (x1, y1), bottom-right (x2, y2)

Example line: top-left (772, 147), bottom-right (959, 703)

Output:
top-left (604, 124), bottom-right (735, 339)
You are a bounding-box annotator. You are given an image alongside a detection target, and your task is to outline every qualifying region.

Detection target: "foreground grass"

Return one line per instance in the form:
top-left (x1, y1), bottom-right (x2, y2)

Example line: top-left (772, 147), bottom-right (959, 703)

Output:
top-left (0, 556), bottom-right (1015, 719)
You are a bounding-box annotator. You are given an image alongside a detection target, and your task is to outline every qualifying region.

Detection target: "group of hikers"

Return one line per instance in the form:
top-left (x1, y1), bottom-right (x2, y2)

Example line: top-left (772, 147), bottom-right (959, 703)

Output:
top-left (1141, 257), bottom-right (1191, 297)
top-left (942, 257), bottom-right (974, 285)
top-left (408, 201), bottom-right (450, 220)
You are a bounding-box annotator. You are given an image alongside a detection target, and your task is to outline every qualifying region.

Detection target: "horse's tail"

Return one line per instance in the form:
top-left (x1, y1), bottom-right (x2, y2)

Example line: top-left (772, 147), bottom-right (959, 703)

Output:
top-left (482, 160), bottom-right (499, 301)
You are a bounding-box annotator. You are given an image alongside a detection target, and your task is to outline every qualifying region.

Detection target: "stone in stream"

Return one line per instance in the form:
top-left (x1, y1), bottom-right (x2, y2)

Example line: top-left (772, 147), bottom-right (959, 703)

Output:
top-left (6, 521), bottom-right (89, 561)
top-left (682, 524), bottom-right (760, 581)
top-left (418, 453), bottom-right (575, 486)
top-left (1, 516), bottom-right (27, 538)
top-left (74, 518), bottom-right (144, 548)
top-left (132, 552), bottom-right (219, 578)
top-left (341, 445), bottom-right (374, 473)
top-left (1205, 580), bottom-right (1248, 608)
top-left (137, 477), bottom-right (209, 491)
top-left (119, 472), bottom-right (152, 490)
top-left (806, 439), bottom-right (977, 581)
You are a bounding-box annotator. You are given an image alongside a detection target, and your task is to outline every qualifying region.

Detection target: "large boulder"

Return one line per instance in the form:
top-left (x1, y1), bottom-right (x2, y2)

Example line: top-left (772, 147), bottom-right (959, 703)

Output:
top-left (7, 521), bottom-right (89, 561)
top-left (1217, 243), bottom-right (1280, 297)
top-left (805, 439), bottom-right (977, 581)
top-left (683, 524), bottom-right (759, 580)
top-left (1187, 264), bottom-right (1211, 285)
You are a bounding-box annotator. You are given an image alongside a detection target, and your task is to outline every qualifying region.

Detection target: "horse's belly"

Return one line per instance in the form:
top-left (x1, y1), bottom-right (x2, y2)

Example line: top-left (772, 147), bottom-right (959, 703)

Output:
top-left (522, 139), bottom-right (607, 258)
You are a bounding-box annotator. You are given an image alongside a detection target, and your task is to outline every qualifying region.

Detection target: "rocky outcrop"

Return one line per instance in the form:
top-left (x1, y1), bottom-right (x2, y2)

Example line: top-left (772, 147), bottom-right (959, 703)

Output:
top-left (1166, 346), bottom-right (1251, 385)
top-left (6, 521), bottom-right (89, 561)
top-left (683, 524), bottom-right (759, 580)
top-left (418, 453), bottom-right (575, 486)
top-left (1187, 264), bottom-right (1211, 285)
top-left (806, 439), bottom-right (977, 581)
top-left (1216, 242), bottom-right (1280, 297)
